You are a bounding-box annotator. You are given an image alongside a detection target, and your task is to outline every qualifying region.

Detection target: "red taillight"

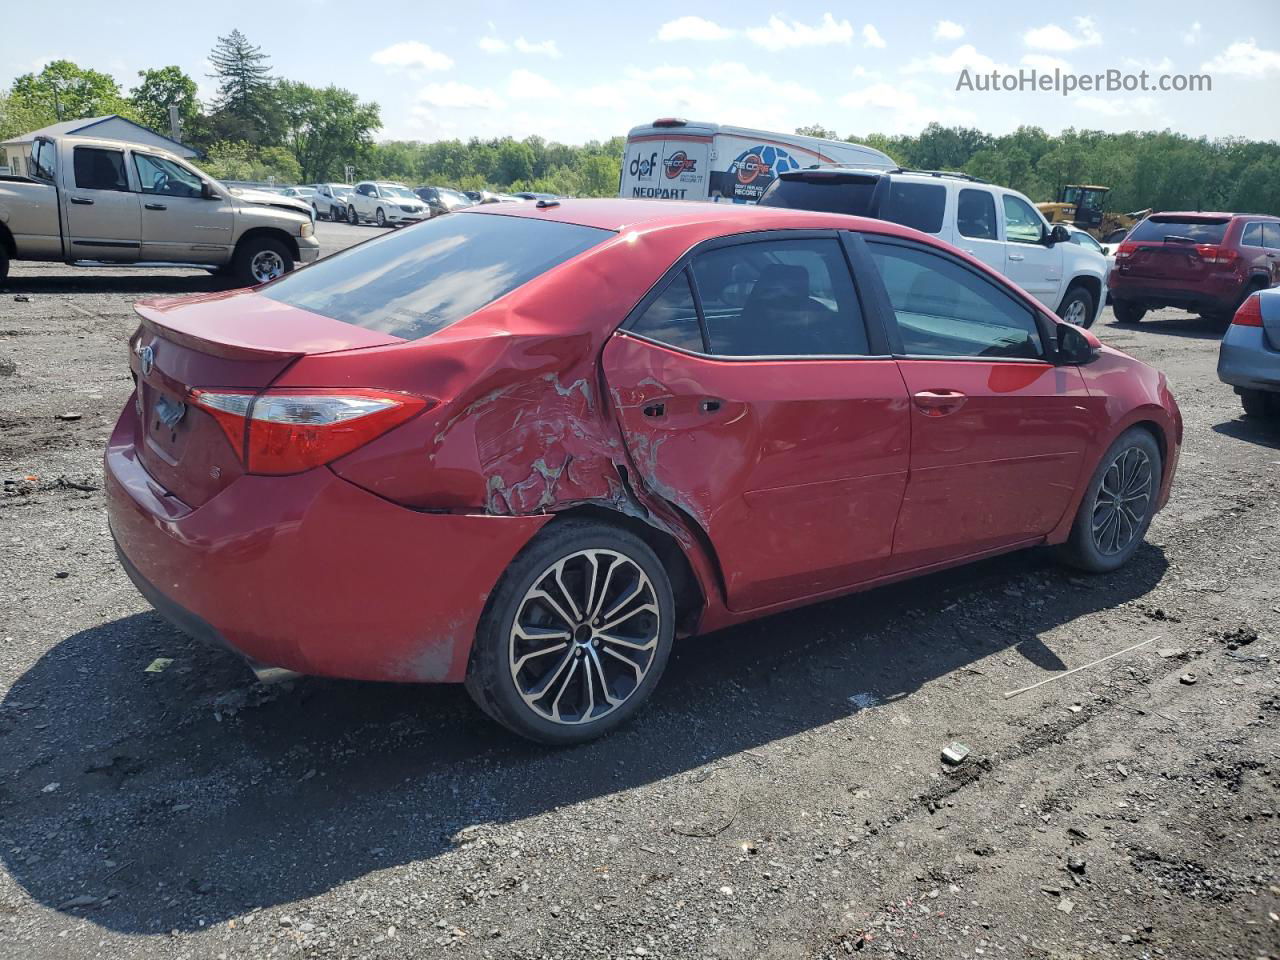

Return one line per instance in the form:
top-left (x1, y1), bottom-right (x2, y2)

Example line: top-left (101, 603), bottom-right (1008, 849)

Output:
top-left (1232, 294), bottom-right (1264, 327)
top-left (189, 388), bottom-right (430, 475)
top-left (1195, 244), bottom-right (1239, 265)
top-left (1114, 242), bottom-right (1137, 260)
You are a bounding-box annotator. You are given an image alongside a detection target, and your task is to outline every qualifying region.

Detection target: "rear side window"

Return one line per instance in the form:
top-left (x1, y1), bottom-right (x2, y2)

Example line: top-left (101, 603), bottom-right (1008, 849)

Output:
top-left (629, 270), bottom-right (703, 351)
top-left (1265, 223), bottom-right (1280, 249)
top-left (1128, 217), bottom-right (1229, 244)
top-left (691, 238), bottom-right (869, 356)
top-left (868, 241), bottom-right (1043, 360)
top-left (1241, 222), bottom-right (1263, 247)
top-left (957, 188), bottom-right (998, 240)
top-left (758, 176), bottom-right (877, 216)
top-left (73, 147), bottom-right (129, 191)
top-left (261, 212), bottom-right (612, 339)
top-left (882, 182), bottom-right (946, 234)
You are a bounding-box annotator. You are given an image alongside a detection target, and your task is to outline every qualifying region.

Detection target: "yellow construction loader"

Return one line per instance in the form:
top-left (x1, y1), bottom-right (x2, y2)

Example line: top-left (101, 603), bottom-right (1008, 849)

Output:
top-left (1037, 185), bottom-right (1150, 241)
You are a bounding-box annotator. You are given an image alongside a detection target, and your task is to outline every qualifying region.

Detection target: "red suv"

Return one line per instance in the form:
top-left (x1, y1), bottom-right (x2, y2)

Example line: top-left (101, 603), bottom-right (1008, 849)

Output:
top-left (1108, 212), bottom-right (1280, 324)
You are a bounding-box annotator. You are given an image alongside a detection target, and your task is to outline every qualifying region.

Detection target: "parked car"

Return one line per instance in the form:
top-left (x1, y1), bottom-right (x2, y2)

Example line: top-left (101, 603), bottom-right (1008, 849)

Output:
top-left (414, 185), bottom-right (473, 217)
top-left (346, 181), bottom-right (428, 226)
top-left (760, 168), bottom-right (1108, 327)
top-left (513, 191), bottom-right (560, 202)
top-left (1066, 225), bottom-right (1114, 302)
top-left (0, 134), bottom-right (318, 286)
top-left (1108, 212), bottom-right (1280, 324)
top-left (1218, 287), bottom-right (1280, 417)
top-left (105, 199), bottom-right (1181, 744)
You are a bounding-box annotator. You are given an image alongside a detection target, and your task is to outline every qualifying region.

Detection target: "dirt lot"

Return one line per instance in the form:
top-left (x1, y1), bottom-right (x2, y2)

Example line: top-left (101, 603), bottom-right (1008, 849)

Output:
top-left (0, 227), bottom-right (1277, 960)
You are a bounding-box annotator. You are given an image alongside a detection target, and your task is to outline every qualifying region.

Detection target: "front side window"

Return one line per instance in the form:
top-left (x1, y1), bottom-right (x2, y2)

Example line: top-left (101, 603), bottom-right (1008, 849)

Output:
top-left (868, 241), bottom-right (1044, 360)
top-left (260, 211), bottom-right (612, 340)
top-left (957, 188), bottom-right (997, 240)
top-left (882, 181), bottom-right (946, 234)
top-left (73, 147), bottom-right (129, 191)
top-left (1241, 223), bottom-right (1263, 247)
top-left (691, 238), bottom-right (870, 357)
top-left (1002, 194), bottom-right (1045, 244)
top-left (133, 153), bottom-right (202, 198)
top-left (629, 269), bottom-right (703, 351)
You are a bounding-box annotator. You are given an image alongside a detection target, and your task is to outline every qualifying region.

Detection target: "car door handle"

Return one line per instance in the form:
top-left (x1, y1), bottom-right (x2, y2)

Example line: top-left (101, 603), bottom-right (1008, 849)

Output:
top-left (69, 197), bottom-right (94, 205)
top-left (700, 398), bottom-right (721, 413)
top-left (913, 389), bottom-right (968, 417)
top-left (144, 202), bottom-right (167, 211)
top-left (642, 402), bottom-right (666, 418)
top-left (1008, 253), bottom-right (1025, 261)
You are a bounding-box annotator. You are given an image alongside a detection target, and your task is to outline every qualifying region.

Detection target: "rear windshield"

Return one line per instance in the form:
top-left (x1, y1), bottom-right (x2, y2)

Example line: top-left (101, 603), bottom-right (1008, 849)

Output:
top-left (1129, 217), bottom-right (1229, 244)
top-left (261, 212), bottom-right (613, 339)
top-left (758, 176), bottom-right (877, 216)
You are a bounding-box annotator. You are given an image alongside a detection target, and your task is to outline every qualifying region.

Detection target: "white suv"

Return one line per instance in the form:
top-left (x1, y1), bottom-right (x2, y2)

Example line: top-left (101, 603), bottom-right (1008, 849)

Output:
top-left (760, 169), bottom-right (1108, 327)
top-left (346, 181), bottom-right (428, 227)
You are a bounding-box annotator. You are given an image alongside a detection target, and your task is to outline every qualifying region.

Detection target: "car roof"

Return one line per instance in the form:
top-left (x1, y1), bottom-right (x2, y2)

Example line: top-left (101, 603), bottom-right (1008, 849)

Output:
top-left (1150, 211), bottom-right (1274, 220)
top-left (457, 197), bottom-right (929, 239)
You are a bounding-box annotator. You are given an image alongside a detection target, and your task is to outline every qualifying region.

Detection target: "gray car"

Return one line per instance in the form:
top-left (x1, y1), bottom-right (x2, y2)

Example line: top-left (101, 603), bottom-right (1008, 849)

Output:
top-left (1218, 286), bottom-right (1280, 417)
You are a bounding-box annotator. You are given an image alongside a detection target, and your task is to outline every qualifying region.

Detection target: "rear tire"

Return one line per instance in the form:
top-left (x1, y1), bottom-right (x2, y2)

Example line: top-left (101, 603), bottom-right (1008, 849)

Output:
top-left (465, 520), bottom-right (675, 746)
top-left (1239, 388), bottom-right (1277, 418)
top-left (233, 236), bottom-right (293, 287)
top-left (1058, 284), bottom-right (1096, 328)
top-left (1112, 300), bottom-right (1146, 324)
top-left (1060, 427), bottom-right (1162, 574)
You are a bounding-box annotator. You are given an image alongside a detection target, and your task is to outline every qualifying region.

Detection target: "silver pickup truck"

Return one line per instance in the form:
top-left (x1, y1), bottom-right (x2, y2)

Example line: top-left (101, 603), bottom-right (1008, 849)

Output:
top-left (0, 134), bottom-right (320, 286)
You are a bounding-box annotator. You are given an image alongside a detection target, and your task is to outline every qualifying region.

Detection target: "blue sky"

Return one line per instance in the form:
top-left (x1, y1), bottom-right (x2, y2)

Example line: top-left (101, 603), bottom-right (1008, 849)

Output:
top-left (3, 1), bottom-right (1278, 143)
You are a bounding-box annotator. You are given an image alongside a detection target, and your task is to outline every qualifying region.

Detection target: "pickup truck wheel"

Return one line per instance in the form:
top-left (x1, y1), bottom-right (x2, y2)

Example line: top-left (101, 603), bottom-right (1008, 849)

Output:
top-left (347, 205), bottom-right (359, 225)
top-left (375, 208), bottom-right (387, 228)
top-left (234, 237), bottom-right (293, 286)
top-left (1058, 284), bottom-right (1096, 328)
top-left (1112, 300), bottom-right (1146, 324)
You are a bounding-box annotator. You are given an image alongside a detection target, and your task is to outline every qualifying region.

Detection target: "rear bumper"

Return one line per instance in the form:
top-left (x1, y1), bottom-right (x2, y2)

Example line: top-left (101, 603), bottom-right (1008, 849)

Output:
top-left (1218, 325), bottom-right (1280, 392)
top-left (1108, 275), bottom-right (1241, 312)
top-left (105, 409), bottom-right (550, 683)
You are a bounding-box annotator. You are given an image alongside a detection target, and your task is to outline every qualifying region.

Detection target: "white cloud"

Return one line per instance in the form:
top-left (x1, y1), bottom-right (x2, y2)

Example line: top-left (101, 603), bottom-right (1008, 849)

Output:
top-left (1023, 16), bottom-right (1102, 52)
top-left (862, 25), bottom-right (886, 49)
top-left (507, 69), bottom-right (561, 100)
top-left (1022, 54), bottom-right (1073, 72)
top-left (934, 20), bottom-right (965, 41)
top-left (370, 41), bottom-right (453, 71)
top-left (706, 61), bottom-right (822, 103)
top-left (1202, 39), bottom-right (1280, 77)
top-left (514, 37), bottom-right (562, 58)
top-left (904, 44), bottom-right (1009, 74)
top-left (1122, 56), bottom-right (1173, 72)
top-left (417, 82), bottom-right (504, 110)
top-left (1183, 22), bottom-right (1202, 46)
top-left (625, 64), bottom-right (696, 84)
top-left (746, 13), bottom-right (854, 51)
top-left (1076, 96), bottom-right (1160, 118)
top-left (478, 36), bottom-right (508, 54)
top-left (657, 16), bottom-right (734, 42)
top-left (838, 82), bottom-right (976, 134)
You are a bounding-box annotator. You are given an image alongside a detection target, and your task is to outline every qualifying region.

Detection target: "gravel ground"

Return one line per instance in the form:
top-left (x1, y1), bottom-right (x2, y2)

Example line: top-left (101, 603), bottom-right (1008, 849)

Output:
top-left (0, 227), bottom-right (1277, 960)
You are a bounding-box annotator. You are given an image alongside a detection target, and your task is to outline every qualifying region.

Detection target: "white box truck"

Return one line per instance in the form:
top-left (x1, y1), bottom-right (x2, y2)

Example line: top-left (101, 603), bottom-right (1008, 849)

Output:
top-left (619, 119), bottom-right (895, 204)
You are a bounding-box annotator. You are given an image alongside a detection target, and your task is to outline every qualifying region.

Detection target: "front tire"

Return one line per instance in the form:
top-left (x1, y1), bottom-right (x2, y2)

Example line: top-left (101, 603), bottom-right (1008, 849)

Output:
top-left (375, 207), bottom-right (386, 228)
top-left (347, 205), bottom-right (359, 225)
top-left (233, 236), bottom-right (293, 287)
top-left (465, 521), bottom-right (675, 746)
top-left (1112, 300), bottom-right (1146, 324)
top-left (1060, 427), bottom-right (1162, 574)
top-left (1239, 388), bottom-right (1277, 418)
top-left (1058, 284), bottom-right (1096, 328)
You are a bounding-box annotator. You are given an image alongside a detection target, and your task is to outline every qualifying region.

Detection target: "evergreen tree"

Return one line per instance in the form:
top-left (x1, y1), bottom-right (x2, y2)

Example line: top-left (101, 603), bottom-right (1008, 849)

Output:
top-left (207, 30), bottom-right (279, 145)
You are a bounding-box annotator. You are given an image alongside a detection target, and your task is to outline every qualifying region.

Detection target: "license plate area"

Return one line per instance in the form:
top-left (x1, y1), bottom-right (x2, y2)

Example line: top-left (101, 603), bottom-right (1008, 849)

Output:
top-left (142, 381), bottom-right (192, 465)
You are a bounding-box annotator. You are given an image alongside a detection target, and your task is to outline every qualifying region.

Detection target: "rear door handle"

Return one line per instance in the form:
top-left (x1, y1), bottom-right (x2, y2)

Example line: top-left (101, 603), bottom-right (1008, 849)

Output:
top-left (144, 202), bottom-right (167, 211)
top-left (642, 402), bottom-right (666, 418)
top-left (69, 196), bottom-right (94, 205)
top-left (700, 398), bottom-right (721, 413)
top-left (1008, 253), bottom-right (1025, 261)
top-left (912, 389), bottom-right (968, 417)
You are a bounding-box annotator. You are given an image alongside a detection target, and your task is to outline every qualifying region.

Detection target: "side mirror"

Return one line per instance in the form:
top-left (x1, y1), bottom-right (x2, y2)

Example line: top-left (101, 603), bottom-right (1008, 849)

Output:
top-left (201, 181), bottom-right (218, 200)
top-left (1047, 224), bottom-right (1071, 246)
top-left (1055, 322), bottom-right (1100, 365)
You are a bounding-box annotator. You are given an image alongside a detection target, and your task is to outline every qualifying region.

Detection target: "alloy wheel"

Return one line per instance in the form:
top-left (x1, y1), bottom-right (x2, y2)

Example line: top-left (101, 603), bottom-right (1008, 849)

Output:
top-left (1091, 446), bottom-right (1153, 555)
top-left (1063, 297), bottom-right (1088, 325)
top-left (508, 549), bottom-right (661, 726)
top-left (249, 249), bottom-right (286, 283)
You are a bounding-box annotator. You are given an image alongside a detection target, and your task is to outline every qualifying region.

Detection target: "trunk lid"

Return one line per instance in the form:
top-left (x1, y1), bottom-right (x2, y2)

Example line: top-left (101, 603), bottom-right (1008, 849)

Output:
top-left (130, 291), bottom-right (404, 506)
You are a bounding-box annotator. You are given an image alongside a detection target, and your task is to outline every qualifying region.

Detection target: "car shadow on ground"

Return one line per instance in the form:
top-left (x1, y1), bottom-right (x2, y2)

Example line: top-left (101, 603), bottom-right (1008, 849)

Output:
top-left (0, 543), bottom-right (1167, 934)
top-left (1212, 414), bottom-right (1280, 449)
top-left (2, 272), bottom-right (236, 297)
top-left (1107, 314), bottom-right (1226, 340)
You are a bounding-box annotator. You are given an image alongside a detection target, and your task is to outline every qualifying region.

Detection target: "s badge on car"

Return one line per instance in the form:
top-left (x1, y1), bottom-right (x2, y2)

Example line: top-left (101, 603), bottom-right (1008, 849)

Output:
top-left (136, 343), bottom-right (155, 377)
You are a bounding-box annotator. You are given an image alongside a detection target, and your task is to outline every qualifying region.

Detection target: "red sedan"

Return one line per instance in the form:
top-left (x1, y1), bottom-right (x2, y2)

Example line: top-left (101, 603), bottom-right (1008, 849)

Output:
top-left (106, 200), bottom-right (1181, 744)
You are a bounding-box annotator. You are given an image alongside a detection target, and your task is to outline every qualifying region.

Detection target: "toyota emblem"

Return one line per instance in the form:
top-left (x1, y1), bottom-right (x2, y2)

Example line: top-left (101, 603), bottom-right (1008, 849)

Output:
top-left (137, 343), bottom-right (154, 376)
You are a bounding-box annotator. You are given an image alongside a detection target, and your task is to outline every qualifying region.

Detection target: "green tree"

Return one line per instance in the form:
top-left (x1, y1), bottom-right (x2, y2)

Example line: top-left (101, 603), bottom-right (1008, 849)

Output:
top-left (207, 30), bottom-right (280, 145)
top-left (200, 140), bottom-right (301, 183)
top-left (277, 81), bottom-right (380, 181)
top-left (496, 139), bottom-right (535, 184)
top-left (130, 66), bottom-right (202, 141)
top-left (9, 60), bottom-right (134, 125)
